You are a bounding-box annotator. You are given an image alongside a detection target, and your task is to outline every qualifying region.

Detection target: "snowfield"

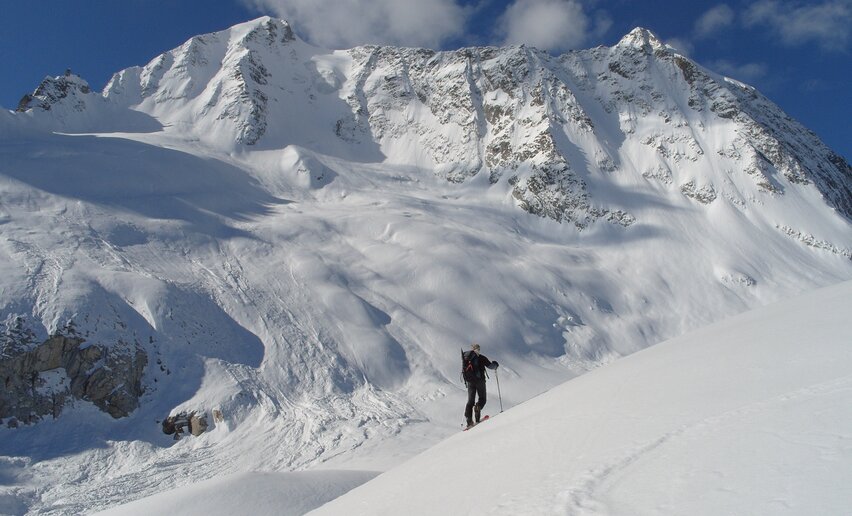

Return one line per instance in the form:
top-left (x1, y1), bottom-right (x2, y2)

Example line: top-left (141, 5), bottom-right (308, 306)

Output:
top-left (315, 280), bottom-right (852, 515)
top-left (94, 280), bottom-right (852, 515)
top-left (93, 470), bottom-right (377, 516)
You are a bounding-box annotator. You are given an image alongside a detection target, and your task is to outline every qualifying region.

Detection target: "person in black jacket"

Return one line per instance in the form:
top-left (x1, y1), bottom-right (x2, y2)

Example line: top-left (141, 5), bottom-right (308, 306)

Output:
top-left (462, 343), bottom-right (499, 428)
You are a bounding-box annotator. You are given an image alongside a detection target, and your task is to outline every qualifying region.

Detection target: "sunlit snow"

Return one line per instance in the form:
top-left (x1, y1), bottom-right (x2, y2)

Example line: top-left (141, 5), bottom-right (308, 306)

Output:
top-left (1, 16), bottom-right (850, 515)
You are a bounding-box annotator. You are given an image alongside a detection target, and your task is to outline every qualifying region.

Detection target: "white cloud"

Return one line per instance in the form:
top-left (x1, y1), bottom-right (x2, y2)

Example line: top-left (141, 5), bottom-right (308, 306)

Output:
top-left (694, 4), bottom-right (735, 39)
top-left (801, 78), bottom-right (841, 92)
top-left (241, 0), bottom-right (469, 49)
top-left (498, 0), bottom-right (607, 52)
top-left (591, 9), bottom-right (613, 40)
top-left (664, 38), bottom-right (694, 56)
top-left (710, 59), bottom-right (769, 83)
top-left (743, 0), bottom-right (851, 51)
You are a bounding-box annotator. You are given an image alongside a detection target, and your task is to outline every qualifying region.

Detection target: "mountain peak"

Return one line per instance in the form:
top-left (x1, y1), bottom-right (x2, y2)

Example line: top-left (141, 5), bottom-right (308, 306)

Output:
top-left (617, 27), bottom-right (666, 53)
top-left (16, 69), bottom-right (93, 112)
top-left (231, 16), bottom-right (297, 46)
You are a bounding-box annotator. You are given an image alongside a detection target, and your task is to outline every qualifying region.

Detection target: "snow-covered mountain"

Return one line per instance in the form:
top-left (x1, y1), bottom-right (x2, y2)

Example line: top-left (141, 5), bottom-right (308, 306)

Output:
top-left (1, 16), bottom-right (850, 514)
top-left (17, 19), bottom-right (852, 225)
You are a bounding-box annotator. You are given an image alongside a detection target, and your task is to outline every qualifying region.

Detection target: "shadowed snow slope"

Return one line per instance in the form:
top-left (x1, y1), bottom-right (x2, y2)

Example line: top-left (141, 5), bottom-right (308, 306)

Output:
top-left (93, 470), bottom-right (377, 516)
top-left (311, 280), bottom-right (852, 515)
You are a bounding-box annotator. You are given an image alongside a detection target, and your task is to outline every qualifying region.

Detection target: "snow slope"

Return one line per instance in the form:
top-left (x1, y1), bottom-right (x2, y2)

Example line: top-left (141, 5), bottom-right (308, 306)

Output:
top-left (93, 470), bottom-right (377, 516)
top-left (310, 280), bottom-right (852, 515)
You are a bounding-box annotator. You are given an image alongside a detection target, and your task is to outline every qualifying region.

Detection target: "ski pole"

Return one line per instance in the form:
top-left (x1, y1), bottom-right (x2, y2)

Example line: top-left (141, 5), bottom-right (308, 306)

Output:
top-left (495, 368), bottom-right (503, 413)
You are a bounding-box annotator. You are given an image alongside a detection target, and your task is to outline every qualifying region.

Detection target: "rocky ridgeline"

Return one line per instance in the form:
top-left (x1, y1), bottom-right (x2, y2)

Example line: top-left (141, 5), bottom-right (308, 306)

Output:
top-left (16, 69), bottom-right (92, 113)
top-left (332, 27), bottom-right (849, 227)
top-left (339, 43), bottom-right (621, 228)
top-left (0, 318), bottom-right (147, 426)
top-left (17, 18), bottom-right (852, 228)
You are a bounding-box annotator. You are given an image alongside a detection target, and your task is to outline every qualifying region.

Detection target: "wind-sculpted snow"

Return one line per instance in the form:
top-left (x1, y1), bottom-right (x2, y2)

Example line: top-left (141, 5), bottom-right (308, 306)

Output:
top-left (1, 16), bottom-right (851, 515)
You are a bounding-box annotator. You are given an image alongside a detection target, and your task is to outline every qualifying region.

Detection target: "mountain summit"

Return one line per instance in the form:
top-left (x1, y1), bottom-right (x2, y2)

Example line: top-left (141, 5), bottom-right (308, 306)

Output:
top-left (2, 17), bottom-right (851, 514)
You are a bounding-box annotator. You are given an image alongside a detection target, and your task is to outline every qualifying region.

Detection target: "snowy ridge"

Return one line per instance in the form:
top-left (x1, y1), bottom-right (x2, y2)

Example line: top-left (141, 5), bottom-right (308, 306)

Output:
top-left (1, 16), bottom-right (851, 515)
top-left (18, 18), bottom-right (852, 224)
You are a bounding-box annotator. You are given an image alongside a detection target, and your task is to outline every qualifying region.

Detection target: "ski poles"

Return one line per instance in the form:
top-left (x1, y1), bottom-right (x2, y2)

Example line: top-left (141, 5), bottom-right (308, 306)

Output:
top-left (495, 368), bottom-right (503, 413)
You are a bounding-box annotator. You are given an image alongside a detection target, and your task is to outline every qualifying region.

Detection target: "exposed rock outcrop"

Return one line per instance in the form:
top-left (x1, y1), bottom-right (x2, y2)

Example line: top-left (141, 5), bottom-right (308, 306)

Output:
top-left (16, 69), bottom-right (92, 113)
top-left (0, 319), bottom-right (147, 423)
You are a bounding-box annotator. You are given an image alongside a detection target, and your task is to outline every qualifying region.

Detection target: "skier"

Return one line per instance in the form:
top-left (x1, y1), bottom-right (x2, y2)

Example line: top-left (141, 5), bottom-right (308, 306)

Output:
top-left (462, 343), bottom-right (499, 428)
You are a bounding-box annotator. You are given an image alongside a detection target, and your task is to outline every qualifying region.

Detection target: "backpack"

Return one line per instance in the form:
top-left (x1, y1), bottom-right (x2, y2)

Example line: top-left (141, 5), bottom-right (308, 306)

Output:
top-left (461, 349), bottom-right (480, 382)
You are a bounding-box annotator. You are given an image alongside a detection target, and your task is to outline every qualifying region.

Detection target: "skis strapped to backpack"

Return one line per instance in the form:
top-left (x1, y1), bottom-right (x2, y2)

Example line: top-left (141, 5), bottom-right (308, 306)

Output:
top-left (461, 348), bottom-right (478, 383)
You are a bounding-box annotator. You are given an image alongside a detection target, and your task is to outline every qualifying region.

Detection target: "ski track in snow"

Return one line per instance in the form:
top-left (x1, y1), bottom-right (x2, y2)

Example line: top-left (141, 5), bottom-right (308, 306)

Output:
top-left (507, 374), bottom-right (852, 516)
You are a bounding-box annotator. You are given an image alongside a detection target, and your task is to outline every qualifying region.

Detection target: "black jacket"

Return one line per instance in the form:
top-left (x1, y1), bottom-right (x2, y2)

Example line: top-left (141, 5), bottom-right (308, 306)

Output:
top-left (463, 351), bottom-right (497, 383)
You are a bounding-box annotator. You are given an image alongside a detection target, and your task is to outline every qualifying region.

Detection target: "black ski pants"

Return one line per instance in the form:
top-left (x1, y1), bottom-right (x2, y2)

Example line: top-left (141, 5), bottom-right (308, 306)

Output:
top-left (465, 380), bottom-right (486, 420)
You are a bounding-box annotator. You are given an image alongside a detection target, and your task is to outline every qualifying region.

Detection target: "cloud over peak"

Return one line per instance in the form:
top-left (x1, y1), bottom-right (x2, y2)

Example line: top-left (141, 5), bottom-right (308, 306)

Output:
top-left (242, 0), bottom-right (612, 53)
top-left (744, 0), bottom-right (851, 51)
top-left (498, 0), bottom-right (610, 52)
top-left (694, 4), bottom-right (735, 39)
top-left (241, 0), bottom-right (468, 49)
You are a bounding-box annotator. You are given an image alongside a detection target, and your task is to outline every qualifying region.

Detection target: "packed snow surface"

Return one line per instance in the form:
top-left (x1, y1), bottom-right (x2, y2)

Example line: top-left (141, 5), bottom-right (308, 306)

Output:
top-left (92, 470), bottom-right (377, 516)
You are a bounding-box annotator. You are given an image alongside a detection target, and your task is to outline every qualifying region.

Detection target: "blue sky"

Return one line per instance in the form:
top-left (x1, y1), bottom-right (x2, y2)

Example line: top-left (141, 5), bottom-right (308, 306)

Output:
top-left (1, 0), bottom-right (849, 159)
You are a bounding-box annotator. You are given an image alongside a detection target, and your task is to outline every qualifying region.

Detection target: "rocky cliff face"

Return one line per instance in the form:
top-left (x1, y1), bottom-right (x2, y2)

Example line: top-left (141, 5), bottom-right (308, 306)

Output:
top-left (16, 70), bottom-right (93, 113)
top-left (0, 318), bottom-right (147, 424)
top-left (338, 43), bottom-right (627, 228)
